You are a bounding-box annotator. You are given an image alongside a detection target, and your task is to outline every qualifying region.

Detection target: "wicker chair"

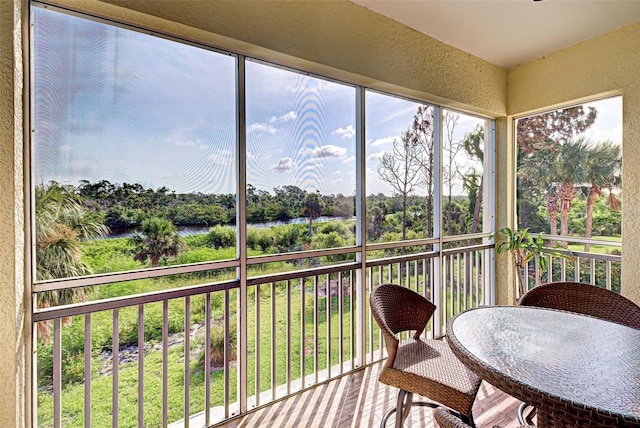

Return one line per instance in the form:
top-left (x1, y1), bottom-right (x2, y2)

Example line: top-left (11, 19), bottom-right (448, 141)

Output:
top-left (518, 281), bottom-right (640, 329)
top-left (370, 283), bottom-right (482, 428)
top-left (433, 408), bottom-right (475, 428)
top-left (433, 407), bottom-right (535, 428)
top-left (516, 281), bottom-right (640, 424)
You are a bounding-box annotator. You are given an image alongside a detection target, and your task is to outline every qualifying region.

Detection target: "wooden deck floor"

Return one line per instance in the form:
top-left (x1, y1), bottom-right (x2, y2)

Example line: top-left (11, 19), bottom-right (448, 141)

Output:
top-left (214, 361), bottom-right (524, 428)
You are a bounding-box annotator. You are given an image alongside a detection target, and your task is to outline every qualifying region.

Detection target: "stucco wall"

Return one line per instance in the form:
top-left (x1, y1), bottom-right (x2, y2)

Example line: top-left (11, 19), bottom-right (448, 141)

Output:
top-left (507, 22), bottom-right (640, 304)
top-left (0, 0), bottom-right (26, 427)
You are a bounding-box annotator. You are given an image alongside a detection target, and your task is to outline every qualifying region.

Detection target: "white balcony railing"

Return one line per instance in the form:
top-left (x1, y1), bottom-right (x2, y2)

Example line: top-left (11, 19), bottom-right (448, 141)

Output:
top-left (522, 235), bottom-right (622, 297)
top-left (32, 235), bottom-right (620, 427)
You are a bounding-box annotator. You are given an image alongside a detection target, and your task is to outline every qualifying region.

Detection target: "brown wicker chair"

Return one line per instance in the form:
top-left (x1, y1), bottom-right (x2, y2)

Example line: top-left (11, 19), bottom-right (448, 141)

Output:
top-left (516, 281), bottom-right (640, 424)
top-left (433, 408), bottom-right (475, 428)
top-left (433, 407), bottom-right (535, 428)
top-left (370, 283), bottom-right (482, 428)
top-left (518, 281), bottom-right (640, 329)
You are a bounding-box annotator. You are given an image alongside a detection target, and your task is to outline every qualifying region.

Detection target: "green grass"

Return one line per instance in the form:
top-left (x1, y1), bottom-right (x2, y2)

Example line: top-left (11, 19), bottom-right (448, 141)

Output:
top-left (566, 235), bottom-right (621, 255)
top-left (36, 282), bottom-right (361, 427)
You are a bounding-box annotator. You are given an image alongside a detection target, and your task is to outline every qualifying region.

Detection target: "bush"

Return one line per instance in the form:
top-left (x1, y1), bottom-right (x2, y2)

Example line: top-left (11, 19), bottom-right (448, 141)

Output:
top-left (318, 221), bottom-right (351, 237)
top-left (205, 225), bottom-right (236, 249)
top-left (272, 224), bottom-right (307, 252)
top-left (247, 228), bottom-right (275, 251)
top-left (196, 318), bottom-right (237, 367)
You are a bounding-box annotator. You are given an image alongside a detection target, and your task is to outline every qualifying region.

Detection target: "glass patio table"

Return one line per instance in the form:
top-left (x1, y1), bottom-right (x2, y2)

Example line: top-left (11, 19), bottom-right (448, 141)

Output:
top-left (447, 305), bottom-right (640, 427)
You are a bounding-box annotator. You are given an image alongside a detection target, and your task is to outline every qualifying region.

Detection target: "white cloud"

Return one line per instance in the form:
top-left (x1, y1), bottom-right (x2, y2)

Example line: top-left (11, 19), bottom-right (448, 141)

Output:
top-left (207, 148), bottom-right (233, 161)
top-left (342, 156), bottom-right (355, 164)
top-left (59, 144), bottom-right (72, 153)
top-left (247, 122), bottom-right (277, 135)
top-left (367, 150), bottom-right (390, 162)
top-left (247, 111), bottom-right (296, 136)
top-left (332, 125), bottom-right (355, 139)
top-left (270, 111), bottom-right (298, 123)
top-left (273, 157), bottom-right (297, 172)
top-left (176, 140), bottom-right (196, 148)
top-left (370, 136), bottom-right (397, 147)
top-left (381, 105), bottom-right (423, 124)
top-left (310, 144), bottom-right (347, 158)
top-left (246, 150), bottom-right (262, 160)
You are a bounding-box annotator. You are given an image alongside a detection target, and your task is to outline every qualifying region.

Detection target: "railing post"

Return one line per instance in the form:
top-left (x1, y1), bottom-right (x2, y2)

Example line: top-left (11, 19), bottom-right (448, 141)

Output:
top-left (433, 105), bottom-right (443, 337)
top-left (236, 54), bottom-right (248, 415)
top-left (355, 86), bottom-right (367, 368)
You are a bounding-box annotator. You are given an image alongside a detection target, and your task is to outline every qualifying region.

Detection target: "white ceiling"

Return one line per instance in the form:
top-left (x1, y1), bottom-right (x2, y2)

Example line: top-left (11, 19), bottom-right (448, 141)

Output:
top-left (351, 0), bottom-right (640, 69)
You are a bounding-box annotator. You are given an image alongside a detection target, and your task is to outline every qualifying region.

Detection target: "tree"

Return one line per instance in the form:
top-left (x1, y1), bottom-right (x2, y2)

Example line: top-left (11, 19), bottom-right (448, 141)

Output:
top-left (460, 124), bottom-right (485, 234)
top-left (517, 105), bottom-right (597, 155)
top-left (518, 140), bottom-right (561, 235)
top-left (301, 190), bottom-right (324, 238)
top-left (517, 105), bottom-right (598, 236)
top-left (273, 185), bottom-right (305, 220)
top-left (35, 181), bottom-right (109, 339)
top-left (462, 169), bottom-right (480, 229)
top-left (443, 111), bottom-right (461, 235)
top-left (130, 217), bottom-right (185, 267)
top-left (582, 140), bottom-right (621, 250)
top-left (36, 181), bottom-right (109, 281)
top-left (554, 138), bottom-right (590, 243)
top-left (366, 195), bottom-right (389, 241)
top-left (411, 106), bottom-right (436, 238)
top-left (377, 117), bottom-right (427, 241)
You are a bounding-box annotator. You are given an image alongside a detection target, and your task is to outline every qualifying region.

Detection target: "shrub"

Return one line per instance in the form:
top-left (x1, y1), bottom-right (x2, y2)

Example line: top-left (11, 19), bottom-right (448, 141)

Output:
top-left (205, 225), bottom-right (236, 249)
top-left (196, 318), bottom-right (237, 368)
top-left (246, 228), bottom-right (275, 251)
top-left (272, 224), bottom-right (306, 252)
top-left (318, 221), bottom-right (350, 238)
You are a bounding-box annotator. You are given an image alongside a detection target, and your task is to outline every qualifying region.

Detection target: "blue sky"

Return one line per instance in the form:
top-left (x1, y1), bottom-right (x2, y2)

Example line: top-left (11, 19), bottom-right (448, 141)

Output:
top-left (32, 6), bottom-right (621, 199)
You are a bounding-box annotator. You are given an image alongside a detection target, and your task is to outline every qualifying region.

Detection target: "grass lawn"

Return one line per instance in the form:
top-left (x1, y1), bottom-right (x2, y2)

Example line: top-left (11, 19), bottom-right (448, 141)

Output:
top-left (36, 282), bottom-right (359, 427)
top-left (567, 235), bottom-right (621, 255)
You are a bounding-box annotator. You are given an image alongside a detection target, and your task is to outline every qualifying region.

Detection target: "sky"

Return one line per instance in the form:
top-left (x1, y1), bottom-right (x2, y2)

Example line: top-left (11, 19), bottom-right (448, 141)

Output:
top-left (32, 6), bottom-right (621, 200)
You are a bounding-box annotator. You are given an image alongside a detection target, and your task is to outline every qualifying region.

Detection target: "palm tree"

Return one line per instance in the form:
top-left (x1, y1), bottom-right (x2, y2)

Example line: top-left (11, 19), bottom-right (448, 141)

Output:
top-left (582, 140), bottom-right (621, 250)
top-left (519, 140), bottom-right (561, 235)
top-left (35, 181), bottom-right (109, 281)
top-left (35, 181), bottom-right (109, 339)
top-left (554, 138), bottom-right (590, 243)
top-left (301, 190), bottom-right (324, 238)
top-left (130, 217), bottom-right (185, 267)
top-left (519, 138), bottom-right (589, 244)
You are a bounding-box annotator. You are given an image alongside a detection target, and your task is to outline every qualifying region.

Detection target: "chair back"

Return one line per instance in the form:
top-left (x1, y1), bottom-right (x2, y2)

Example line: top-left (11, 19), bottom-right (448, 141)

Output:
top-left (370, 283), bottom-right (435, 337)
top-left (518, 281), bottom-right (640, 329)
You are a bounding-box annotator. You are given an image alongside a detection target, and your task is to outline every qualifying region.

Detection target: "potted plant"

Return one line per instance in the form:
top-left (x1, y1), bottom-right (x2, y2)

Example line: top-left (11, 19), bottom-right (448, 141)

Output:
top-left (492, 227), bottom-right (572, 296)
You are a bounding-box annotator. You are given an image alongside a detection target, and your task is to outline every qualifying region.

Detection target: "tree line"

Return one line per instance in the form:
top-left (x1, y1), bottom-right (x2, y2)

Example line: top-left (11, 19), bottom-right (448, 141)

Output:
top-left (74, 180), bottom-right (354, 230)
